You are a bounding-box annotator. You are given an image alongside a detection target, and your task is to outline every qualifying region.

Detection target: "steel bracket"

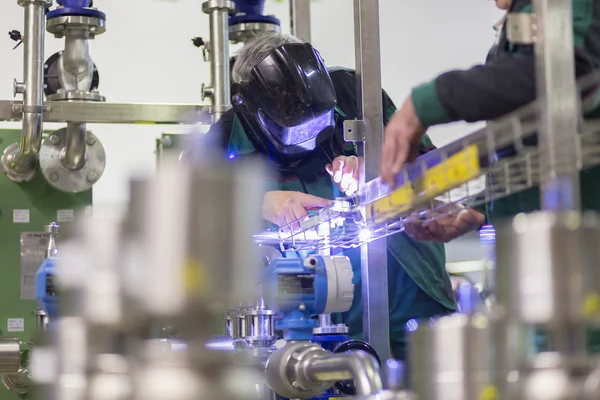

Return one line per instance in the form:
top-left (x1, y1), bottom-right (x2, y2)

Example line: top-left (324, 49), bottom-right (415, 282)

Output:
top-left (343, 119), bottom-right (370, 142)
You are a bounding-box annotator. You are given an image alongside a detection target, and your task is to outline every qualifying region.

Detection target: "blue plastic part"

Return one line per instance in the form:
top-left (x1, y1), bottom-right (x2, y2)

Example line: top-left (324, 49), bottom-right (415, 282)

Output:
top-left (311, 334), bottom-right (349, 352)
top-left (263, 256), bottom-right (333, 340)
top-left (57, 0), bottom-right (91, 6)
top-left (229, 14), bottom-right (280, 26)
top-left (35, 257), bottom-right (58, 318)
top-left (228, 0), bottom-right (280, 27)
top-left (47, 7), bottom-right (106, 20)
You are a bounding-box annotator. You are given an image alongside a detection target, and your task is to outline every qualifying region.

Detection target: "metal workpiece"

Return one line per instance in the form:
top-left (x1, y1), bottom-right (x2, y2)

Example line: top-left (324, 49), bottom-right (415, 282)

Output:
top-left (266, 341), bottom-right (382, 399)
top-left (533, 0), bottom-right (581, 211)
top-left (353, 0), bottom-right (391, 361)
top-left (495, 212), bottom-right (600, 355)
top-left (290, 0), bottom-right (311, 42)
top-left (409, 313), bottom-right (493, 400)
top-left (86, 353), bottom-right (131, 400)
top-left (45, 221), bottom-right (60, 258)
top-left (39, 127), bottom-right (106, 193)
top-left (2, 0), bottom-right (49, 182)
top-left (0, 99), bottom-right (212, 124)
top-left (141, 155), bottom-right (267, 319)
top-left (202, 0), bottom-right (235, 122)
top-left (0, 338), bottom-right (22, 375)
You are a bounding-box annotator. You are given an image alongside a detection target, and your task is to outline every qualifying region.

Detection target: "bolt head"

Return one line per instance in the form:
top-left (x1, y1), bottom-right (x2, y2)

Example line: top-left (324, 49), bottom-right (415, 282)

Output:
top-left (299, 303), bottom-right (306, 312)
top-left (86, 171), bottom-right (98, 183)
top-left (49, 135), bottom-right (60, 145)
top-left (87, 135), bottom-right (96, 146)
top-left (49, 172), bottom-right (59, 182)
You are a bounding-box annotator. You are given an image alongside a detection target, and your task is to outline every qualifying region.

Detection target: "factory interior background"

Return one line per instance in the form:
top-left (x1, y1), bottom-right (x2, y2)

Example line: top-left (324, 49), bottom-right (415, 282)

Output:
top-left (0, 0), bottom-right (504, 267)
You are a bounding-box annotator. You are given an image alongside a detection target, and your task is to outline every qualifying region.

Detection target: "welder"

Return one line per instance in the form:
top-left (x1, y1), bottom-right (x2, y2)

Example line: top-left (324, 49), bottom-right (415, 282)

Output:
top-left (203, 32), bottom-right (478, 361)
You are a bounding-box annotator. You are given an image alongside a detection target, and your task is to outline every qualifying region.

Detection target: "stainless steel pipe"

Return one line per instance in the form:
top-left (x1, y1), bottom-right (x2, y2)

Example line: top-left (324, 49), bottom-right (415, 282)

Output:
top-left (6, 0), bottom-right (50, 179)
top-left (0, 338), bottom-right (21, 375)
top-left (63, 122), bottom-right (87, 170)
top-left (304, 351), bottom-right (382, 396)
top-left (202, 0), bottom-right (235, 122)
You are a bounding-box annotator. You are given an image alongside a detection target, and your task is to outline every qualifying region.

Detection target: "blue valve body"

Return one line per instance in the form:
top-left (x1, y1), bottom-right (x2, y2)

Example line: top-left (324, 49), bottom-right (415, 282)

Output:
top-left (48, 0), bottom-right (105, 21)
top-left (262, 256), bottom-right (330, 341)
top-left (35, 257), bottom-right (58, 318)
top-left (229, 0), bottom-right (280, 29)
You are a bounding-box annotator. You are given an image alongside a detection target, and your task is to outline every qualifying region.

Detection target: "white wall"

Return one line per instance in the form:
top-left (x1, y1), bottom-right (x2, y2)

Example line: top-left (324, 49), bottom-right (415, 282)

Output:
top-left (0, 0), bottom-right (502, 253)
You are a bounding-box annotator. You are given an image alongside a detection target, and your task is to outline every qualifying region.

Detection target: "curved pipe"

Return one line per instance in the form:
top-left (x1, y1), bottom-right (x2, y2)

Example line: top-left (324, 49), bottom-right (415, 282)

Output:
top-left (59, 30), bottom-right (94, 92)
top-left (302, 351), bottom-right (382, 396)
top-left (11, 1), bottom-right (47, 175)
top-left (63, 122), bottom-right (87, 170)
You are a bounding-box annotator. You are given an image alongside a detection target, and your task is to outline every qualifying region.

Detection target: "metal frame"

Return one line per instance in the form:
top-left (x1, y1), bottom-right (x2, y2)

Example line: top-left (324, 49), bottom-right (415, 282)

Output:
top-left (0, 100), bottom-right (212, 124)
top-left (533, 0), bottom-right (581, 212)
top-left (290, 0), bottom-right (311, 42)
top-left (352, 0), bottom-right (390, 360)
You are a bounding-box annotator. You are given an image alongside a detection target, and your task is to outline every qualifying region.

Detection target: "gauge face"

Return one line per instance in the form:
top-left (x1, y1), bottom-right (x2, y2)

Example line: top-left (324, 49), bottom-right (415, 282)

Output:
top-left (278, 274), bottom-right (315, 295)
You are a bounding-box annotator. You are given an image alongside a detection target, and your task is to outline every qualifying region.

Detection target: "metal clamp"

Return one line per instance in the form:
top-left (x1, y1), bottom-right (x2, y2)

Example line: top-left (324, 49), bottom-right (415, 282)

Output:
top-left (343, 119), bottom-right (370, 142)
top-left (506, 12), bottom-right (536, 45)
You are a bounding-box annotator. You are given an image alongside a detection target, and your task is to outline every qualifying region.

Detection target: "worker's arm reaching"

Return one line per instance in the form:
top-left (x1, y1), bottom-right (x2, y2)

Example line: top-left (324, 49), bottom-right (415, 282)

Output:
top-left (380, 0), bottom-right (600, 186)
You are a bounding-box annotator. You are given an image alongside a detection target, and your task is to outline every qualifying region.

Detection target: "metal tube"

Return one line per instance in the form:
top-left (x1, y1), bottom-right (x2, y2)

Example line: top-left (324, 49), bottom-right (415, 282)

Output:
top-left (63, 122), bottom-right (87, 170)
top-left (319, 314), bottom-right (332, 328)
top-left (0, 338), bottom-right (21, 375)
top-left (203, 1), bottom-right (235, 122)
top-left (13, 0), bottom-right (47, 174)
top-left (303, 351), bottom-right (382, 396)
top-left (533, 0), bottom-right (580, 211)
top-left (353, 0), bottom-right (391, 360)
top-left (290, 0), bottom-right (311, 42)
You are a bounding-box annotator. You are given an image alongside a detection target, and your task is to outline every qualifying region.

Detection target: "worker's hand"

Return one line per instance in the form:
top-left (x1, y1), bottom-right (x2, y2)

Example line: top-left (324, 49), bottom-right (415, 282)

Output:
top-left (263, 191), bottom-right (333, 230)
top-left (326, 155), bottom-right (360, 196)
top-left (405, 206), bottom-right (485, 243)
top-left (380, 97), bottom-right (427, 187)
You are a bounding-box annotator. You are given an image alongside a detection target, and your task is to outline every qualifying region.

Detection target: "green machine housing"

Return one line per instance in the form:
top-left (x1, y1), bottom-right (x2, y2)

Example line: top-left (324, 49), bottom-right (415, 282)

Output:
top-left (0, 129), bottom-right (92, 399)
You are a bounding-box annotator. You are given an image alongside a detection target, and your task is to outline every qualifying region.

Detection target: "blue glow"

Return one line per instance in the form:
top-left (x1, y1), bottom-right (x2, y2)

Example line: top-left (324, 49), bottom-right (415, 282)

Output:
top-left (405, 319), bottom-right (419, 332)
top-left (228, 153), bottom-right (236, 160)
top-left (479, 224), bottom-right (496, 245)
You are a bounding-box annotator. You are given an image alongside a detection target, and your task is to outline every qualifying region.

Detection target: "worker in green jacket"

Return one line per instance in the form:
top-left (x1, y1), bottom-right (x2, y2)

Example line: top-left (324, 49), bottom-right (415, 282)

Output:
top-left (380, 0), bottom-right (600, 235)
top-left (203, 32), bottom-right (480, 361)
top-left (378, 0), bottom-right (600, 352)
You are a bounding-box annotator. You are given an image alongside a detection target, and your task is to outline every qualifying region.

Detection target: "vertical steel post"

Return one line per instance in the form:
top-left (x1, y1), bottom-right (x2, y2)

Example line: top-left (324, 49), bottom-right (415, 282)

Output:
top-left (533, 0), bottom-right (584, 355)
top-left (202, 0), bottom-right (235, 123)
top-left (290, 0), bottom-right (311, 42)
top-left (534, 0), bottom-right (580, 211)
top-left (353, 0), bottom-right (390, 360)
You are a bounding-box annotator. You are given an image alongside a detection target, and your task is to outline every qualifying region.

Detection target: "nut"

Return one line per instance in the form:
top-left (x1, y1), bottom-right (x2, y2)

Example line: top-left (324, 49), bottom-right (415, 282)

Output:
top-left (48, 172), bottom-right (59, 182)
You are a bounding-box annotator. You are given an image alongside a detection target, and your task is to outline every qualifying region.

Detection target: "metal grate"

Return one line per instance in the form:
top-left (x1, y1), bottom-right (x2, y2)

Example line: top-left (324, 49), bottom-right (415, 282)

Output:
top-left (253, 73), bottom-right (600, 252)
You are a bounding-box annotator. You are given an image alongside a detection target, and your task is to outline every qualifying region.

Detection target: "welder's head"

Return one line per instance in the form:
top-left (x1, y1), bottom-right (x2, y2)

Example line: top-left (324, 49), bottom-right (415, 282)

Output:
top-left (231, 32), bottom-right (337, 167)
top-left (495, 0), bottom-right (512, 10)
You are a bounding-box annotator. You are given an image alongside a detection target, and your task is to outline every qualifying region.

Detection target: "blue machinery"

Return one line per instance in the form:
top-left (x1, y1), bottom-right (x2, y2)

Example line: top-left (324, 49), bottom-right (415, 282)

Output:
top-left (258, 254), bottom-right (381, 399)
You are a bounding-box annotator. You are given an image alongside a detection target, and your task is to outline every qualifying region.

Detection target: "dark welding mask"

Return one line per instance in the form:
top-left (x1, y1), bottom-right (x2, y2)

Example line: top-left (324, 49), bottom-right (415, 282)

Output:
top-left (231, 43), bottom-right (337, 167)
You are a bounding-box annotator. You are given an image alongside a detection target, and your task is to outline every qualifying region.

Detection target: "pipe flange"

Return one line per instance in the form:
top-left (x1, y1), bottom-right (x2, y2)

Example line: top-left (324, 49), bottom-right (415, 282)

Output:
top-left (229, 22), bottom-right (281, 44)
top-left (265, 341), bottom-right (332, 399)
top-left (47, 91), bottom-right (105, 102)
top-left (1, 368), bottom-right (29, 395)
top-left (17, 0), bottom-right (52, 7)
top-left (201, 0), bottom-right (235, 13)
top-left (1, 143), bottom-right (38, 183)
top-left (47, 15), bottom-right (106, 38)
top-left (313, 324), bottom-right (349, 335)
top-left (38, 128), bottom-right (106, 193)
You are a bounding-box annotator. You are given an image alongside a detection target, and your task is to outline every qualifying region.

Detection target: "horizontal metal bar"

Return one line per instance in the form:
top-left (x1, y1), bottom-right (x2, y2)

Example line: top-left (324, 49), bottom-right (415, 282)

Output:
top-left (0, 100), bottom-right (212, 124)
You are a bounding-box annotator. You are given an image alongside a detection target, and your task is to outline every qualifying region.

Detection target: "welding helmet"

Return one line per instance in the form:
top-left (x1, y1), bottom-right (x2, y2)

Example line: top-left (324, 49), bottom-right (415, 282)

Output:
top-left (231, 43), bottom-right (337, 167)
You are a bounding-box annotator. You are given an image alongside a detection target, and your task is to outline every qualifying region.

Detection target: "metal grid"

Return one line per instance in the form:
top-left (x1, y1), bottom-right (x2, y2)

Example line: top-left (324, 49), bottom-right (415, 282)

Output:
top-left (253, 74), bottom-right (600, 252)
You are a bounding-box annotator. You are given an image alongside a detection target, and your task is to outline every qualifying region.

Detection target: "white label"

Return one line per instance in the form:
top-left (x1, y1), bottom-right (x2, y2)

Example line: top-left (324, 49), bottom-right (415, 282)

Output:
top-left (13, 209), bottom-right (30, 223)
top-left (57, 209), bottom-right (74, 222)
top-left (7, 318), bottom-right (24, 332)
